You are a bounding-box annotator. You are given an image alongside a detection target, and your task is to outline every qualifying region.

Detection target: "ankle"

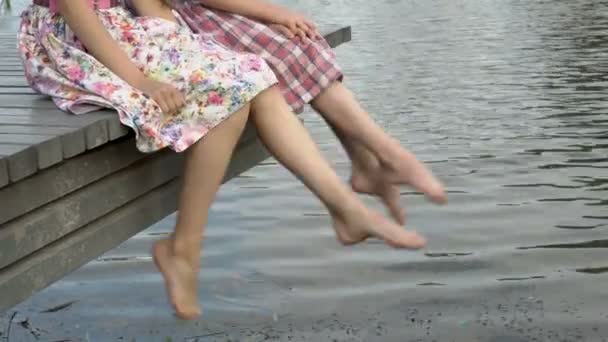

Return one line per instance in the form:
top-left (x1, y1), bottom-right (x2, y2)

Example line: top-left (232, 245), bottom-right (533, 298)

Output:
top-left (329, 194), bottom-right (365, 219)
top-left (172, 237), bottom-right (201, 267)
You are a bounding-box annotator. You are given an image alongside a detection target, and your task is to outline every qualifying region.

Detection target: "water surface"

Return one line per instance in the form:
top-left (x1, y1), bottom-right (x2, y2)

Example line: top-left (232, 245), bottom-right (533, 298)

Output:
top-left (2, 0), bottom-right (608, 341)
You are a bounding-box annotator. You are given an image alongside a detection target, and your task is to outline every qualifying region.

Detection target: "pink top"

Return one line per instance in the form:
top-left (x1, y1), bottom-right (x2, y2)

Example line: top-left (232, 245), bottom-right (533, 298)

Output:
top-left (34, 0), bottom-right (119, 12)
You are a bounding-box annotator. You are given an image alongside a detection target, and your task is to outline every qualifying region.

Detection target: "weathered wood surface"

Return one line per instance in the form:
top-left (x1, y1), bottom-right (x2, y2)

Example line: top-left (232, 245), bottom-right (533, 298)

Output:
top-left (0, 18), bottom-right (352, 313)
top-left (0, 136), bottom-right (270, 312)
top-left (0, 25), bottom-right (351, 185)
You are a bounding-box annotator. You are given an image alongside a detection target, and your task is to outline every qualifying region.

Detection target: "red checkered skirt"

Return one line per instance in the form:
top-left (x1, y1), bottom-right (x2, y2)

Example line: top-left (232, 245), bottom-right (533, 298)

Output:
top-left (175, 3), bottom-right (343, 113)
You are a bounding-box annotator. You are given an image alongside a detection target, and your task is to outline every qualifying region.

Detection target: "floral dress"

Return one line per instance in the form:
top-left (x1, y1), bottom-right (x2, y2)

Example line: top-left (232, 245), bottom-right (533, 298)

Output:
top-left (18, 1), bottom-right (278, 153)
top-left (175, 2), bottom-right (344, 114)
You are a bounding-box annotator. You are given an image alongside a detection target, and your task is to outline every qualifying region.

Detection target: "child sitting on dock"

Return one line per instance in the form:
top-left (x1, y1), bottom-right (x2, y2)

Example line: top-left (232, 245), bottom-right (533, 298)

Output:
top-left (18, 0), bottom-right (446, 320)
top-left (170, 0), bottom-right (448, 226)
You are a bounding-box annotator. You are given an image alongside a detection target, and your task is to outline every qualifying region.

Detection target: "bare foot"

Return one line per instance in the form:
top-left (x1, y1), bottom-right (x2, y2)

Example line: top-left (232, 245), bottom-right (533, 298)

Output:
top-left (351, 166), bottom-right (406, 225)
top-left (345, 140), bottom-right (445, 225)
top-left (331, 202), bottom-right (426, 249)
top-left (380, 141), bottom-right (447, 205)
top-left (152, 238), bottom-right (201, 320)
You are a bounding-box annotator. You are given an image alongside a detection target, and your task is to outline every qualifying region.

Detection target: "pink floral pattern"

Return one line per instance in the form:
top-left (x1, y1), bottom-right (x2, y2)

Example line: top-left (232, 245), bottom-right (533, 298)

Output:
top-left (18, 5), bottom-right (278, 153)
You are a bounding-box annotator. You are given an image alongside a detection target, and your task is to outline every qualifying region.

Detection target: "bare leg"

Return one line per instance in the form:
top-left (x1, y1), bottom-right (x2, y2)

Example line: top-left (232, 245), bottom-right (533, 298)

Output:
top-left (153, 104), bottom-right (251, 320)
top-left (249, 86), bottom-right (426, 248)
top-left (327, 123), bottom-right (407, 225)
top-left (154, 86), bottom-right (429, 320)
top-left (311, 81), bottom-right (448, 208)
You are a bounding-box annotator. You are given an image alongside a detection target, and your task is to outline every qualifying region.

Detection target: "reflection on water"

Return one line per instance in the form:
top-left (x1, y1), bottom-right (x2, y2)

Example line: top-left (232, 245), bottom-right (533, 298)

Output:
top-left (2, 0), bottom-right (608, 340)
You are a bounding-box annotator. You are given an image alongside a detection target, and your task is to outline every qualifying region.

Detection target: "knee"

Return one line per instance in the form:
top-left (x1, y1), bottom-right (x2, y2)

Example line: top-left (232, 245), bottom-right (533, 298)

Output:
top-left (250, 85), bottom-right (289, 114)
top-left (224, 102), bottom-right (251, 131)
top-left (310, 80), bottom-right (341, 110)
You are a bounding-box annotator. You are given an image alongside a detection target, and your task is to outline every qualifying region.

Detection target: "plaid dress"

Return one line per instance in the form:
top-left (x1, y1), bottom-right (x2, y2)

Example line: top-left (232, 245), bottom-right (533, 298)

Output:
top-left (175, 3), bottom-right (344, 113)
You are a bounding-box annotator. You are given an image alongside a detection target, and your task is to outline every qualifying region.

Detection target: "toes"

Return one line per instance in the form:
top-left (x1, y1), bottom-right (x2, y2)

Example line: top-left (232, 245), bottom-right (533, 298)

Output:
top-left (416, 176), bottom-right (447, 204)
top-left (383, 158), bottom-right (448, 205)
top-left (380, 185), bottom-right (406, 225)
top-left (368, 212), bottom-right (426, 249)
top-left (381, 227), bottom-right (427, 249)
top-left (153, 239), bottom-right (202, 320)
top-left (175, 305), bottom-right (202, 320)
top-left (391, 230), bottom-right (426, 249)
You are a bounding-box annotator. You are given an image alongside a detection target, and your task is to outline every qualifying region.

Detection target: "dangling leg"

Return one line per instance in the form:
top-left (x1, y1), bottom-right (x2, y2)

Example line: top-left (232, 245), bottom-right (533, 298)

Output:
top-left (311, 82), bottom-right (448, 215)
top-left (248, 86), bottom-right (426, 248)
top-left (327, 122), bottom-right (407, 225)
top-left (153, 104), bottom-right (251, 320)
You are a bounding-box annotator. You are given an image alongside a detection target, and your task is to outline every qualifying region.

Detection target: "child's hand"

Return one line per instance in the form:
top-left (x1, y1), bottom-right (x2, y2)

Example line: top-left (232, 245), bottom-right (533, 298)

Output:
top-left (138, 78), bottom-right (185, 115)
top-left (273, 10), bottom-right (321, 40)
top-left (269, 24), bottom-right (296, 39)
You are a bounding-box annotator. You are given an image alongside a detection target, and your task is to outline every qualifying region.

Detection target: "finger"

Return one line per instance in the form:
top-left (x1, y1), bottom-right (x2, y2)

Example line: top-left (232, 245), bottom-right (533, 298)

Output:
top-left (288, 22), bottom-right (299, 35)
top-left (304, 26), bottom-right (315, 39)
top-left (303, 20), bottom-right (319, 38)
top-left (161, 91), bottom-right (180, 114)
top-left (153, 94), bottom-right (171, 114)
top-left (271, 24), bottom-right (294, 38)
top-left (170, 89), bottom-right (186, 110)
top-left (311, 24), bottom-right (322, 39)
top-left (295, 26), bottom-right (307, 41)
top-left (304, 25), bottom-right (316, 40)
top-left (278, 25), bottom-right (295, 39)
top-left (165, 84), bottom-right (185, 110)
top-left (295, 21), bottom-right (311, 39)
top-left (304, 18), bottom-right (317, 30)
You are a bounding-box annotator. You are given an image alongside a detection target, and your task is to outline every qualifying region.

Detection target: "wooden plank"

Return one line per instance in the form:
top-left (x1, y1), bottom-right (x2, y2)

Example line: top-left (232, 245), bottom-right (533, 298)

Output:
top-left (0, 144), bottom-right (37, 182)
top-left (0, 158), bottom-right (8, 187)
top-left (0, 72), bottom-right (24, 76)
top-left (0, 137), bottom-right (270, 313)
top-left (0, 94), bottom-right (57, 108)
top-left (0, 76), bottom-right (28, 87)
top-left (0, 125), bottom-right (78, 135)
top-left (0, 138), bottom-right (145, 225)
top-left (96, 110), bottom-right (130, 141)
top-left (0, 119), bottom-right (259, 226)
top-left (0, 114), bottom-right (105, 157)
top-left (0, 87), bottom-right (35, 95)
top-left (0, 114), bottom-right (98, 126)
top-left (0, 134), bottom-right (62, 170)
top-left (323, 25), bottom-right (352, 49)
top-left (0, 180), bottom-right (180, 313)
top-left (60, 129), bottom-right (87, 158)
top-left (84, 118), bottom-right (110, 149)
top-left (0, 149), bottom-right (182, 270)
top-left (0, 125), bottom-right (87, 159)
top-left (0, 107), bottom-right (106, 121)
top-left (0, 112), bottom-right (114, 175)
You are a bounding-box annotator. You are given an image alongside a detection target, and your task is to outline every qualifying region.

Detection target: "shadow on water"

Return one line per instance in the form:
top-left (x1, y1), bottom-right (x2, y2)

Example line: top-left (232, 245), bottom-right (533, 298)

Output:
top-left (518, 239), bottom-right (608, 249)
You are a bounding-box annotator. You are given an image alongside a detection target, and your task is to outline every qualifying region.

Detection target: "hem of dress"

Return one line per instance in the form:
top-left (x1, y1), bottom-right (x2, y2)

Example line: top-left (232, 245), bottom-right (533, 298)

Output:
top-left (292, 72), bottom-right (344, 114)
top-left (169, 82), bottom-right (277, 153)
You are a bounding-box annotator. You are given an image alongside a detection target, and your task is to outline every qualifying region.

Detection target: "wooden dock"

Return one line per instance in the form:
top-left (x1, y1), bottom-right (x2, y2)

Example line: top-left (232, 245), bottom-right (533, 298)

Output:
top-left (0, 15), bottom-right (351, 312)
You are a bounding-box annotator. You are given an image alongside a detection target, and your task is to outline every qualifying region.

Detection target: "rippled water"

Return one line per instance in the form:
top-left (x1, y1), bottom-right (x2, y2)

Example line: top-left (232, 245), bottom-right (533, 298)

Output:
top-left (2, 0), bottom-right (608, 341)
